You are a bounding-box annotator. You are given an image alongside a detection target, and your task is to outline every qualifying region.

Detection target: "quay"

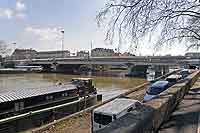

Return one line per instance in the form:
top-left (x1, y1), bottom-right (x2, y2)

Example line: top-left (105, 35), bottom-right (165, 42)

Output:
top-left (31, 70), bottom-right (179, 133)
top-left (0, 66), bottom-right (42, 74)
top-left (0, 68), bottom-right (29, 74)
top-left (94, 70), bottom-right (200, 133)
top-left (159, 76), bottom-right (200, 133)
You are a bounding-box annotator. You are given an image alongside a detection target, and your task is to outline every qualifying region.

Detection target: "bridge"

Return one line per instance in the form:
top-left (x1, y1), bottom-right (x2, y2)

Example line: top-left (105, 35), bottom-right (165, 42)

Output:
top-left (5, 56), bottom-right (200, 77)
top-left (5, 56), bottom-right (200, 66)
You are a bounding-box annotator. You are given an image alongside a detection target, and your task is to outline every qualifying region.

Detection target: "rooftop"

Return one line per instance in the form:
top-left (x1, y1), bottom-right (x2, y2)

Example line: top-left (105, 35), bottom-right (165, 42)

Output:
top-left (0, 84), bottom-right (76, 103)
top-left (37, 50), bottom-right (70, 54)
top-left (72, 78), bottom-right (92, 81)
top-left (94, 98), bottom-right (139, 115)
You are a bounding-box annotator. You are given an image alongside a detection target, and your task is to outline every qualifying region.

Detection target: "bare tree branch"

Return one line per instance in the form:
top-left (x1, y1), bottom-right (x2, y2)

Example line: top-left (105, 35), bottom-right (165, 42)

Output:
top-left (97, 0), bottom-right (200, 52)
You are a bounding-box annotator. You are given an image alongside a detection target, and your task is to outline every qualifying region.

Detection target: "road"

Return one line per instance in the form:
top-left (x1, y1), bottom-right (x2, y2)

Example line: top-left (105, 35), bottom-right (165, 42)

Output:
top-left (159, 77), bottom-right (200, 133)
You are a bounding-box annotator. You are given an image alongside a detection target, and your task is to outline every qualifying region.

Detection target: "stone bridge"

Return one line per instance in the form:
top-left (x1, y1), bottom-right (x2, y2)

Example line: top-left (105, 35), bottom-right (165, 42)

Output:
top-left (5, 56), bottom-right (200, 66)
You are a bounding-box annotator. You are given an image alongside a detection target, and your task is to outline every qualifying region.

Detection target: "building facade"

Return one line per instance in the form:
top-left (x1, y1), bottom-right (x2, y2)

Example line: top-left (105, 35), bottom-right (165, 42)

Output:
top-left (11, 49), bottom-right (37, 60)
top-left (185, 52), bottom-right (200, 57)
top-left (91, 48), bottom-right (114, 57)
top-left (121, 52), bottom-right (135, 56)
top-left (77, 51), bottom-right (89, 57)
top-left (10, 49), bottom-right (70, 60)
top-left (36, 50), bottom-right (70, 59)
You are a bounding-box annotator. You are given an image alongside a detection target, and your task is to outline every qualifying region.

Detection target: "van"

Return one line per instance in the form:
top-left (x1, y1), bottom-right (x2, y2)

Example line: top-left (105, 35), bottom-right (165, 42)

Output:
top-left (92, 98), bottom-right (141, 132)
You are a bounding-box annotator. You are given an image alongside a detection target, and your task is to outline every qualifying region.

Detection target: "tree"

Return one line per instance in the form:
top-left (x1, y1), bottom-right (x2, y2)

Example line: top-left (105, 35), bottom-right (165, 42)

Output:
top-left (0, 40), bottom-right (9, 56)
top-left (97, 0), bottom-right (200, 51)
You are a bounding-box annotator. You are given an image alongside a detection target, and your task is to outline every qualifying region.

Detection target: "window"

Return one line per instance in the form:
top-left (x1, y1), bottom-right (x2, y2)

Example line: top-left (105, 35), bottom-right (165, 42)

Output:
top-left (166, 78), bottom-right (177, 83)
top-left (147, 86), bottom-right (168, 95)
top-left (46, 95), bottom-right (53, 100)
top-left (127, 107), bottom-right (133, 112)
top-left (62, 92), bottom-right (68, 97)
top-left (113, 114), bottom-right (117, 120)
top-left (94, 113), bottom-right (112, 125)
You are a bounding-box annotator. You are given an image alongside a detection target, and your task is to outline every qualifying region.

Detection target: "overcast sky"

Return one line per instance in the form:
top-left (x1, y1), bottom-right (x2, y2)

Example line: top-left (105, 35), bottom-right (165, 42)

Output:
top-left (0, 0), bottom-right (195, 55)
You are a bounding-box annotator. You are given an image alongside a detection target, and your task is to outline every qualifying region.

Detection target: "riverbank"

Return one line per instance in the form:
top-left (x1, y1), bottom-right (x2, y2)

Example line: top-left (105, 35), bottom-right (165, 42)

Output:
top-left (31, 70), bottom-right (178, 133)
top-left (0, 68), bottom-right (28, 74)
top-left (0, 68), bottom-right (42, 74)
top-left (31, 83), bottom-right (149, 133)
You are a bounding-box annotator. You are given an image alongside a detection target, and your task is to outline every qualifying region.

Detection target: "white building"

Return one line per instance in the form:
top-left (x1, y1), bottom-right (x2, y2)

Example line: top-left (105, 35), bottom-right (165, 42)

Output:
top-left (185, 52), bottom-right (200, 57)
top-left (36, 50), bottom-right (70, 59)
top-left (91, 48), bottom-right (114, 57)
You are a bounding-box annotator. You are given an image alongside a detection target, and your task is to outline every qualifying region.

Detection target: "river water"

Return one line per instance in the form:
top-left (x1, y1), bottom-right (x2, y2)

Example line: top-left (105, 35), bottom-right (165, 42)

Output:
top-left (0, 73), bottom-right (147, 101)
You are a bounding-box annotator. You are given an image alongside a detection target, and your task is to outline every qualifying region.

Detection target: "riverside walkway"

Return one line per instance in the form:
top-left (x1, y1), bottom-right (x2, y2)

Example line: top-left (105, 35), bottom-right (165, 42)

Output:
top-left (159, 76), bottom-right (200, 133)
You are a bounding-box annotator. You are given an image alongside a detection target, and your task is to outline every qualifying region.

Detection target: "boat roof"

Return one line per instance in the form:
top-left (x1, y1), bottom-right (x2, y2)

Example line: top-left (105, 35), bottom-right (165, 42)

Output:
top-left (72, 78), bottom-right (92, 81)
top-left (151, 81), bottom-right (169, 88)
top-left (94, 98), bottom-right (139, 115)
top-left (0, 84), bottom-right (76, 104)
top-left (15, 66), bottom-right (42, 68)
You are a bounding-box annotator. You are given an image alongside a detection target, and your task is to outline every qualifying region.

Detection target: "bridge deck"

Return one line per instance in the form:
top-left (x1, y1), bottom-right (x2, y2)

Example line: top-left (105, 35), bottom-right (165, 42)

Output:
top-left (159, 77), bottom-right (200, 133)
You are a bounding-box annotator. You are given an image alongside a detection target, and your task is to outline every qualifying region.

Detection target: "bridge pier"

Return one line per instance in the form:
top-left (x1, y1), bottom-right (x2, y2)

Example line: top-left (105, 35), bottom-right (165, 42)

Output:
top-left (154, 65), bottom-right (169, 78)
top-left (40, 64), bottom-right (52, 72)
top-left (54, 64), bottom-right (81, 74)
top-left (126, 65), bottom-right (148, 78)
top-left (163, 66), bottom-right (169, 74)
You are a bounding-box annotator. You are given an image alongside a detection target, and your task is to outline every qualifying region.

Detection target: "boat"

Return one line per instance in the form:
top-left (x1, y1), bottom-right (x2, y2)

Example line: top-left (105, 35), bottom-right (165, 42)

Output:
top-left (71, 78), bottom-right (97, 97)
top-left (0, 78), bottom-right (97, 119)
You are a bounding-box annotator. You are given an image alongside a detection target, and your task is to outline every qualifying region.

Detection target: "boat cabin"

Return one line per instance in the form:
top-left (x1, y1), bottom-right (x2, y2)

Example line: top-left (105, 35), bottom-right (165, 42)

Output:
top-left (0, 84), bottom-right (78, 119)
top-left (71, 78), bottom-right (97, 97)
top-left (71, 78), bottom-right (93, 86)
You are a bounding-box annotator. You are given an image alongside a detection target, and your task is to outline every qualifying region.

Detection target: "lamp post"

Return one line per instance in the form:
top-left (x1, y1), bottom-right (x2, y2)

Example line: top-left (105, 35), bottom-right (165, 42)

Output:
top-left (10, 42), bottom-right (16, 59)
top-left (61, 30), bottom-right (64, 58)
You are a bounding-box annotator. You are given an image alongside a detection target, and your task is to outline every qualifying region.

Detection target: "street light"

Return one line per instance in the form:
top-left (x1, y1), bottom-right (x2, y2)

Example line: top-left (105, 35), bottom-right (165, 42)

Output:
top-left (61, 30), bottom-right (64, 58)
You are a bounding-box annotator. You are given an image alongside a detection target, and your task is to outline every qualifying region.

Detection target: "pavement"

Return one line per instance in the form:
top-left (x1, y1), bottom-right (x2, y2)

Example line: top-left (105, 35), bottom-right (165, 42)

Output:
top-left (158, 78), bottom-right (200, 133)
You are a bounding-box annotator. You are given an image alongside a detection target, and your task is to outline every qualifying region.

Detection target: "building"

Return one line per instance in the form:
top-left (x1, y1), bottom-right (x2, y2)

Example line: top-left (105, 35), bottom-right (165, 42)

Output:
top-left (0, 55), bottom-right (2, 62)
top-left (77, 51), bottom-right (89, 57)
top-left (121, 52), bottom-right (135, 56)
top-left (185, 52), bottom-right (200, 57)
top-left (91, 48), bottom-right (114, 57)
top-left (10, 49), bottom-right (71, 60)
top-left (11, 49), bottom-right (37, 60)
top-left (36, 50), bottom-right (70, 59)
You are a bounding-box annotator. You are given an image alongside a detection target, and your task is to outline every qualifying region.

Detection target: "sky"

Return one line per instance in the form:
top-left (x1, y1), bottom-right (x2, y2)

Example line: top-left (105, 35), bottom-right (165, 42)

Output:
top-left (0, 0), bottom-right (195, 56)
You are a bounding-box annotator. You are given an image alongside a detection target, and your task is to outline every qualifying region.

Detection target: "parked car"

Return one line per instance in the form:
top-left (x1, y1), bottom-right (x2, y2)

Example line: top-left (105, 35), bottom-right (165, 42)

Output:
top-left (143, 81), bottom-right (171, 102)
top-left (92, 98), bottom-right (142, 132)
top-left (179, 69), bottom-right (190, 78)
top-left (165, 74), bottom-right (182, 83)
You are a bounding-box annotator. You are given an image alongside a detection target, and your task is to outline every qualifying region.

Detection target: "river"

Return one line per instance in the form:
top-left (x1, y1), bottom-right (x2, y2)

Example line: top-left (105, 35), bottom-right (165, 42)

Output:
top-left (0, 73), bottom-right (147, 101)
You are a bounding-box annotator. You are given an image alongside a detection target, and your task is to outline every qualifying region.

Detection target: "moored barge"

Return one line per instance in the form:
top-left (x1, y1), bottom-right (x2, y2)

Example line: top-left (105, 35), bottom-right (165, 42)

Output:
top-left (0, 78), bottom-right (97, 119)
